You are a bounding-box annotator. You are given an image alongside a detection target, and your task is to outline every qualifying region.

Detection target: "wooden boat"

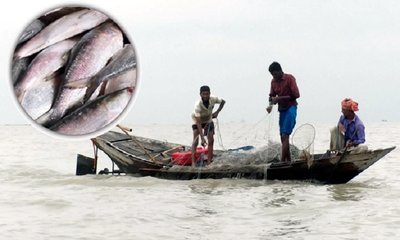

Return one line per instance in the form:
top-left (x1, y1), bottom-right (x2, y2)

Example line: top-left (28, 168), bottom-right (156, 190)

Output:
top-left (89, 130), bottom-right (395, 184)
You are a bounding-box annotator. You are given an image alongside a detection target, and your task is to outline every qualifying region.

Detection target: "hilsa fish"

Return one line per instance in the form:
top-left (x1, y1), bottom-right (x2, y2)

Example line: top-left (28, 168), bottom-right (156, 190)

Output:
top-left (37, 22), bottom-right (123, 127)
top-left (15, 9), bottom-right (108, 59)
top-left (14, 38), bottom-right (77, 103)
top-left (50, 87), bottom-right (133, 135)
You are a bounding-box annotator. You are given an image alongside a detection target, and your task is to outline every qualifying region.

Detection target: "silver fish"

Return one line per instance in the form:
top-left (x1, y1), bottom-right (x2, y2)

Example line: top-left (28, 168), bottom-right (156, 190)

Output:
top-left (37, 22), bottom-right (123, 127)
top-left (14, 38), bottom-right (77, 103)
top-left (17, 19), bottom-right (45, 45)
top-left (21, 73), bottom-right (62, 120)
top-left (104, 68), bottom-right (136, 94)
top-left (49, 87), bottom-right (133, 135)
top-left (66, 44), bottom-right (136, 102)
top-left (15, 9), bottom-right (108, 59)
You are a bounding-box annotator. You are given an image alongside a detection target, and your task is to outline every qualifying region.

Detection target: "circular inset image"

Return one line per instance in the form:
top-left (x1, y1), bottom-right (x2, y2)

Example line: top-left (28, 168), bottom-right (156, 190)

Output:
top-left (11, 6), bottom-right (137, 138)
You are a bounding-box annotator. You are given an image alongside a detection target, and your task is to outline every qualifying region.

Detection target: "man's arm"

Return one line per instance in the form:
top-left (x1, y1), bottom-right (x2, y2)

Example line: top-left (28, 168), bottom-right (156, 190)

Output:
top-left (268, 95), bottom-right (292, 111)
top-left (352, 124), bottom-right (365, 145)
top-left (289, 77), bottom-right (300, 100)
top-left (212, 99), bottom-right (225, 118)
top-left (266, 97), bottom-right (274, 113)
top-left (270, 95), bottom-right (291, 103)
top-left (266, 82), bottom-right (275, 113)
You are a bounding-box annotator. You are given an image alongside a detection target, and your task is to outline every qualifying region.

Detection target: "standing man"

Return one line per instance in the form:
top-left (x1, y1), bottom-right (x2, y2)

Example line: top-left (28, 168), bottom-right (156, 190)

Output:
top-left (266, 62), bottom-right (300, 162)
top-left (191, 85), bottom-right (225, 167)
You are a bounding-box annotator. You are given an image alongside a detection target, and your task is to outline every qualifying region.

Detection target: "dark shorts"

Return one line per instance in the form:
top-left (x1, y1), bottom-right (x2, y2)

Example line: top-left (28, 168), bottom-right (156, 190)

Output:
top-left (192, 122), bottom-right (215, 135)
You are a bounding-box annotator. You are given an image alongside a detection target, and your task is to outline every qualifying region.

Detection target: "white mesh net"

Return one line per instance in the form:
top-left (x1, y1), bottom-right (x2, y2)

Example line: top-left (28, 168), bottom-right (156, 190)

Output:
top-left (291, 123), bottom-right (316, 167)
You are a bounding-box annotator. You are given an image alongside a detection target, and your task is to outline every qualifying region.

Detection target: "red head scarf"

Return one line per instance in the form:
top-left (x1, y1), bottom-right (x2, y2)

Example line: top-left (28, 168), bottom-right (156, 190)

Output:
top-left (341, 98), bottom-right (359, 112)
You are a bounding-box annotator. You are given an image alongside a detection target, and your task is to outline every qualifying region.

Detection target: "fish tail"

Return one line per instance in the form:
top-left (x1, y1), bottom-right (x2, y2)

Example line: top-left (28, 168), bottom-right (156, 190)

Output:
top-left (35, 109), bottom-right (60, 128)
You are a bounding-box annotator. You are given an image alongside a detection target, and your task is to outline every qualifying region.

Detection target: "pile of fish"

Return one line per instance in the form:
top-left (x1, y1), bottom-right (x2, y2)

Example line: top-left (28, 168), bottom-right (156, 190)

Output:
top-left (12, 7), bottom-right (137, 136)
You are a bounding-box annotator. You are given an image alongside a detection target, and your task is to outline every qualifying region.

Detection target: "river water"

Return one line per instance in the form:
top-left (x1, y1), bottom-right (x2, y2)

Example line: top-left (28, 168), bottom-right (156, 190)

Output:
top-left (0, 122), bottom-right (399, 239)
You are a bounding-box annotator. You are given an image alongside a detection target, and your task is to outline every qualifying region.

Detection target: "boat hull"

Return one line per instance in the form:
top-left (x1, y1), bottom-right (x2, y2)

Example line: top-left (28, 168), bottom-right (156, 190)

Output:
top-left (138, 147), bottom-right (394, 184)
top-left (92, 131), bottom-right (395, 184)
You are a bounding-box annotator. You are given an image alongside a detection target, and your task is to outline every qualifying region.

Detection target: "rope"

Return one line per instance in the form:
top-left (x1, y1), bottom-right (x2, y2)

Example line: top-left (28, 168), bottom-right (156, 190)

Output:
top-left (214, 118), bottom-right (226, 150)
top-left (91, 139), bottom-right (98, 173)
top-left (227, 114), bottom-right (270, 148)
top-left (264, 109), bottom-right (274, 141)
top-left (261, 112), bottom-right (274, 181)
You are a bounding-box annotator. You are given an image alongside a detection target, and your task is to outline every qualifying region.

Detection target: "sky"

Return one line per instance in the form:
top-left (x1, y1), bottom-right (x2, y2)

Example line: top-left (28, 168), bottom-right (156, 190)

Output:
top-left (1, 0), bottom-right (400, 128)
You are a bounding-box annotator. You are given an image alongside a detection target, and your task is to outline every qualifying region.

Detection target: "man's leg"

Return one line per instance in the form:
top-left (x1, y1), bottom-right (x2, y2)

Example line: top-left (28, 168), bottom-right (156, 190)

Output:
top-left (281, 134), bottom-right (290, 162)
top-left (330, 126), bottom-right (345, 151)
top-left (191, 129), bottom-right (200, 167)
top-left (207, 130), bottom-right (214, 164)
top-left (279, 106), bottom-right (296, 162)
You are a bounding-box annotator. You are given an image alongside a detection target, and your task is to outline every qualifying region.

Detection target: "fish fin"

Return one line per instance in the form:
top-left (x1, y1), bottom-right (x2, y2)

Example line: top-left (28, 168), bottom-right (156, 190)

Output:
top-left (83, 83), bottom-right (99, 103)
top-left (62, 52), bottom-right (69, 61)
top-left (35, 109), bottom-right (53, 125)
top-left (14, 86), bottom-right (25, 103)
top-left (43, 72), bottom-right (58, 82)
top-left (64, 77), bottom-right (91, 89)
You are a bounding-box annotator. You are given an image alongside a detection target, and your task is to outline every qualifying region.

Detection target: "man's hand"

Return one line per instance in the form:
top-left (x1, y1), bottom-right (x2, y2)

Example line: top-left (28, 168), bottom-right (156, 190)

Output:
top-left (345, 140), bottom-right (353, 147)
top-left (266, 106), bottom-right (273, 114)
top-left (338, 123), bottom-right (346, 135)
top-left (201, 136), bottom-right (207, 147)
top-left (271, 97), bottom-right (279, 104)
top-left (212, 112), bottom-right (219, 119)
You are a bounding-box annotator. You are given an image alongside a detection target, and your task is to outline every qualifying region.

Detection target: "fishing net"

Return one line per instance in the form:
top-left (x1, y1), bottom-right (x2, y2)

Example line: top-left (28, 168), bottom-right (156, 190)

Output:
top-left (212, 141), bottom-right (300, 166)
top-left (291, 123), bottom-right (316, 167)
top-left (214, 118), bottom-right (226, 150)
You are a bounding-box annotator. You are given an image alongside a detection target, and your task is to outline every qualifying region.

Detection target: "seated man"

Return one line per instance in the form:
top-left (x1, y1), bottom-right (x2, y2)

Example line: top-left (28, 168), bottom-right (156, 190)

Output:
top-left (330, 98), bottom-right (367, 153)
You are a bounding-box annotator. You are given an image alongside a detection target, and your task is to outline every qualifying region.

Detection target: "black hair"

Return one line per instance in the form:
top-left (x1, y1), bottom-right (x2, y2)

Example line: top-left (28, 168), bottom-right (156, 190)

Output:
top-left (200, 85), bottom-right (210, 93)
top-left (268, 62), bottom-right (282, 73)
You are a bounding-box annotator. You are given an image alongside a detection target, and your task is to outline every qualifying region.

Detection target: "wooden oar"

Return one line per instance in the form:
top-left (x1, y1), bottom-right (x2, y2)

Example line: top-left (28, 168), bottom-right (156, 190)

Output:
top-left (153, 145), bottom-right (184, 159)
top-left (117, 124), bottom-right (132, 132)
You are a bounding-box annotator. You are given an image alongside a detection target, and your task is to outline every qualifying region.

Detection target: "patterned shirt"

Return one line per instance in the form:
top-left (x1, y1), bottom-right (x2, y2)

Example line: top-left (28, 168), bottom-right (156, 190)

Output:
top-left (338, 114), bottom-right (366, 145)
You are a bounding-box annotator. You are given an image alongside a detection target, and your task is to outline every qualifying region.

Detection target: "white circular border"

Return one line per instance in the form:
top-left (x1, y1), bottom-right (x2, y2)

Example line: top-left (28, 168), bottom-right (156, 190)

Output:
top-left (9, 3), bottom-right (141, 140)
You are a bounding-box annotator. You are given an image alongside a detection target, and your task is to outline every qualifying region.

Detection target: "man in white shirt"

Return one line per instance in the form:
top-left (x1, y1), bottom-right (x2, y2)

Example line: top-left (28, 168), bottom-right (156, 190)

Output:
top-left (191, 85), bottom-right (225, 167)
